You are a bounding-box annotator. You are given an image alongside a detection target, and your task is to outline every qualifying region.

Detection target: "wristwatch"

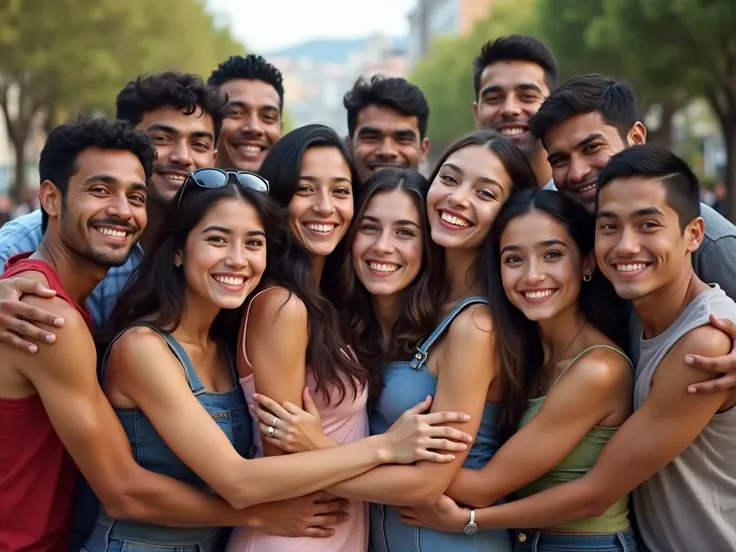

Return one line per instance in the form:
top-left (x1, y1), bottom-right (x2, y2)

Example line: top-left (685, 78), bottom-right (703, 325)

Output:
top-left (463, 508), bottom-right (478, 535)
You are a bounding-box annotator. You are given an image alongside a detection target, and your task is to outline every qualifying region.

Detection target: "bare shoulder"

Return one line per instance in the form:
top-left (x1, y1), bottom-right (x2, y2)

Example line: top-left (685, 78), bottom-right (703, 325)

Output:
top-left (22, 294), bottom-right (91, 346)
top-left (668, 324), bottom-right (732, 373)
top-left (447, 302), bottom-right (494, 341)
top-left (107, 325), bottom-right (172, 367)
top-left (565, 347), bottom-right (633, 395)
top-left (248, 285), bottom-right (307, 326)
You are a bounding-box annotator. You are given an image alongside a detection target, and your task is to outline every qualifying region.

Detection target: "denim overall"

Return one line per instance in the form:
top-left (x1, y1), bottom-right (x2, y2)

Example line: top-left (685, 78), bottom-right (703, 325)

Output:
top-left (369, 297), bottom-right (512, 552)
top-left (82, 323), bottom-right (252, 552)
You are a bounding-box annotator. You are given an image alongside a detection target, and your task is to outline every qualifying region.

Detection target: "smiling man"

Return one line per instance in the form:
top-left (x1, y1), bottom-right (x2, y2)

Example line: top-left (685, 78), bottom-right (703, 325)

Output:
top-left (208, 55), bottom-right (284, 173)
top-left (343, 75), bottom-right (430, 184)
top-left (472, 35), bottom-right (558, 188)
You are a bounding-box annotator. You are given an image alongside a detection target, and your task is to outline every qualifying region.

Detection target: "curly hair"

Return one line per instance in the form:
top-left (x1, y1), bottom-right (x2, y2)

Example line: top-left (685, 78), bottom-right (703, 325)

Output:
top-left (39, 116), bottom-right (156, 232)
top-left (115, 71), bottom-right (227, 143)
top-left (208, 55), bottom-right (284, 110)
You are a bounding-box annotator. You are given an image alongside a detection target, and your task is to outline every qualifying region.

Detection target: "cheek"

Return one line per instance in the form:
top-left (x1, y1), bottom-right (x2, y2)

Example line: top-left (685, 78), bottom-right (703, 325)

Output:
top-left (251, 251), bottom-right (268, 279)
top-left (339, 202), bottom-right (354, 226)
top-left (192, 151), bottom-right (216, 170)
top-left (351, 235), bottom-right (369, 264)
top-left (401, 242), bottom-right (424, 280)
top-left (287, 198), bottom-right (304, 226)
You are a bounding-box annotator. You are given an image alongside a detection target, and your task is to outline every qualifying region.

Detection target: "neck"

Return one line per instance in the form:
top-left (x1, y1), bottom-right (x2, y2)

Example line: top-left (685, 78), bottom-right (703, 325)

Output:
top-left (32, 234), bottom-right (107, 306)
top-left (529, 146), bottom-right (552, 188)
top-left (139, 199), bottom-right (168, 252)
top-left (372, 293), bottom-right (401, 347)
top-left (537, 303), bottom-right (586, 361)
top-left (174, 291), bottom-right (220, 346)
top-left (311, 255), bottom-right (326, 287)
top-left (444, 248), bottom-right (481, 303)
top-left (635, 267), bottom-right (708, 338)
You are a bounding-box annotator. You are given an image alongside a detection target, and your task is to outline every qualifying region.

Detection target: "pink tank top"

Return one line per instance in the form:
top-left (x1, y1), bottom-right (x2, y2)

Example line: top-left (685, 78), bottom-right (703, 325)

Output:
top-left (227, 289), bottom-right (369, 552)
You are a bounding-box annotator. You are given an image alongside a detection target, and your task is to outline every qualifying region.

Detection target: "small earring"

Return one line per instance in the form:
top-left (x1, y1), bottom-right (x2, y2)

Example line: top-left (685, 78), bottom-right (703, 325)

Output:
top-left (583, 274), bottom-right (592, 282)
top-left (174, 260), bottom-right (181, 267)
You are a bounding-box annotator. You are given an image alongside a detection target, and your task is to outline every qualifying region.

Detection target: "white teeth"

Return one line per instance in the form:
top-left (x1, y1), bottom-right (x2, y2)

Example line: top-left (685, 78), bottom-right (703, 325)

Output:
top-left (213, 275), bottom-right (245, 286)
top-left (579, 183), bottom-right (596, 192)
top-left (615, 263), bottom-right (648, 272)
top-left (369, 262), bottom-right (399, 273)
top-left (97, 227), bottom-right (126, 238)
top-left (440, 211), bottom-right (471, 227)
top-left (523, 290), bottom-right (554, 300)
top-left (162, 173), bottom-right (185, 181)
top-left (500, 127), bottom-right (525, 136)
top-left (305, 223), bottom-right (336, 233)
top-left (239, 145), bottom-right (262, 153)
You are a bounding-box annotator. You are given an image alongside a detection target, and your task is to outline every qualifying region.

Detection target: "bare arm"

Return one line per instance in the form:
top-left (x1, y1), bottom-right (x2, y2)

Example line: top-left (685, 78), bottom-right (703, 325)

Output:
top-left (0, 274), bottom-right (63, 352)
top-left (244, 288), bottom-right (308, 457)
top-left (320, 306), bottom-right (497, 506)
top-left (447, 350), bottom-right (632, 507)
top-left (465, 326), bottom-right (731, 530)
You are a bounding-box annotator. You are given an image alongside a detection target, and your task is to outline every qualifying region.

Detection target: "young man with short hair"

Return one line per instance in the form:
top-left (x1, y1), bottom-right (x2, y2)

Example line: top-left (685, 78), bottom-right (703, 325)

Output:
top-left (343, 75), bottom-right (430, 183)
top-left (472, 35), bottom-right (558, 187)
top-left (208, 54), bottom-right (285, 172)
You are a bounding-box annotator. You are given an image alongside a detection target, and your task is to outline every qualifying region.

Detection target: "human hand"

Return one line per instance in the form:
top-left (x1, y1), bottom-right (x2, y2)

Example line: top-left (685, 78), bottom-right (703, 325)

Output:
top-left (0, 278), bottom-right (63, 353)
top-left (254, 491), bottom-right (350, 538)
top-left (686, 314), bottom-right (736, 394)
top-left (397, 494), bottom-right (467, 532)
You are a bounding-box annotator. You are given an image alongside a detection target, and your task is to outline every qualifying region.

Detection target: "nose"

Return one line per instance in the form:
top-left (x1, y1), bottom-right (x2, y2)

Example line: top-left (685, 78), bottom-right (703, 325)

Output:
top-left (447, 183), bottom-right (471, 208)
top-left (375, 137), bottom-right (398, 159)
top-left (523, 258), bottom-right (545, 285)
top-left (615, 226), bottom-right (642, 256)
top-left (241, 113), bottom-right (264, 137)
top-left (313, 190), bottom-right (336, 216)
top-left (567, 154), bottom-right (591, 185)
top-left (168, 139), bottom-right (194, 168)
top-left (106, 193), bottom-right (134, 221)
top-left (374, 230), bottom-right (395, 254)
top-left (501, 95), bottom-right (522, 118)
top-left (225, 244), bottom-right (249, 269)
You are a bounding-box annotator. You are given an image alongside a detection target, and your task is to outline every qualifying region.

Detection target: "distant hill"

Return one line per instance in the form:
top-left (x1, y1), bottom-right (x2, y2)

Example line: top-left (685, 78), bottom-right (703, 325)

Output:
top-left (265, 37), bottom-right (407, 64)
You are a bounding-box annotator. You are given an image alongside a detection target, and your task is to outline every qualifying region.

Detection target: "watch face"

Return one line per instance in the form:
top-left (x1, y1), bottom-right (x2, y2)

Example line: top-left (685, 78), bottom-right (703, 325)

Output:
top-left (463, 522), bottom-right (478, 535)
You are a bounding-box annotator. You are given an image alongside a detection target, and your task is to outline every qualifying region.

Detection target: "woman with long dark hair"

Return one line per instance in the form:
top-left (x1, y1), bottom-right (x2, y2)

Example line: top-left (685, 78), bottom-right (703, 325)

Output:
top-left (397, 190), bottom-right (637, 551)
top-left (228, 127), bottom-right (472, 552)
top-left (84, 171), bottom-right (467, 552)
top-left (252, 131), bottom-right (539, 551)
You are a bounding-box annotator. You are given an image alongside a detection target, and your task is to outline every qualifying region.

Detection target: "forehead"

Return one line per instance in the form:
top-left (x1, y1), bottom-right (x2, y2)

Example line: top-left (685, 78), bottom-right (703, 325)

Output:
top-left (598, 176), bottom-right (673, 215)
top-left (502, 211), bottom-right (570, 245)
top-left (301, 146), bottom-right (350, 174)
top-left (364, 189), bottom-right (420, 222)
top-left (220, 79), bottom-right (280, 109)
top-left (479, 60), bottom-right (548, 93)
top-left (355, 104), bottom-right (420, 134)
top-left (196, 197), bottom-right (264, 230)
top-left (443, 145), bottom-right (510, 183)
top-left (545, 112), bottom-right (623, 152)
top-left (137, 105), bottom-right (215, 136)
top-left (71, 147), bottom-right (146, 186)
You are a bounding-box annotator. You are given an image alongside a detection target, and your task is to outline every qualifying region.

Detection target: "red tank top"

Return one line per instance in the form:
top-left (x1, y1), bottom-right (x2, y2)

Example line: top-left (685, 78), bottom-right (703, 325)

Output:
top-left (0, 252), bottom-right (93, 551)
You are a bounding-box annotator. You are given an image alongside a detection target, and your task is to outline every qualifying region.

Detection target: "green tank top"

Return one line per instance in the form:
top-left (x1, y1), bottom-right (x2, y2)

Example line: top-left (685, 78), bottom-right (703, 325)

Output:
top-left (515, 345), bottom-right (632, 533)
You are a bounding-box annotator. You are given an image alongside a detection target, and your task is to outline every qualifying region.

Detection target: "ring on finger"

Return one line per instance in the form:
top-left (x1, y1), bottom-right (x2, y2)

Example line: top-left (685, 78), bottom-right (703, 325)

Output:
top-left (267, 425), bottom-right (276, 438)
top-left (270, 415), bottom-right (279, 429)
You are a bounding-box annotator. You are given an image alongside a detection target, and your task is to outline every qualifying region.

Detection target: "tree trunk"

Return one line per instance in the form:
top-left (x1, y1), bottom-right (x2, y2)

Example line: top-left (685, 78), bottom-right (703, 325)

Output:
top-left (0, 86), bottom-right (33, 202)
top-left (11, 137), bottom-right (26, 201)
top-left (724, 121), bottom-right (736, 222)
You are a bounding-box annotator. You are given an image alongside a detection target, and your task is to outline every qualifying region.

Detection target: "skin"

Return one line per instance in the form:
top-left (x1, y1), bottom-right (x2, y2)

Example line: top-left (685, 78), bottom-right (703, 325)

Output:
top-left (473, 60), bottom-right (551, 187)
top-left (349, 105), bottom-right (429, 183)
top-left (216, 79), bottom-right (282, 172)
top-left (397, 212), bottom-right (632, 531)
top-left (396, 177), bottom-right (736, 533)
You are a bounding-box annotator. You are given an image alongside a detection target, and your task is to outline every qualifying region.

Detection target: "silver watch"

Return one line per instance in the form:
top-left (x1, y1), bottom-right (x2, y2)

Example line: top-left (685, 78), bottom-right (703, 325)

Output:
top-left (463, 508), bottom-right (478, 535)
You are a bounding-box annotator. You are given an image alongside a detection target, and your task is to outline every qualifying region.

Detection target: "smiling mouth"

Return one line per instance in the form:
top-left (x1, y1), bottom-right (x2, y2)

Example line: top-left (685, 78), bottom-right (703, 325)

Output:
top-left (367, 261), bottom-right (401, 274)
top-left (92, 225), bottom-right (131, 241)
top-left (235, 144), bottom-right (266, 156)
top-left (304, 223), bottom-right (337, 234)
top-left (157, 172), bottom-right (187, 184)
top-left (439, 210), bottom-right (473, 229)
top-left (212, 274), bottom-right (246, 289)
top-left (498, 125), bottom-right (528, 137)
top-left (576, 181), bottom-right (597, 194)
top-left (612, 262), bottom-right (651, 276)
top-left (521, 289), bottom-right (557, 303)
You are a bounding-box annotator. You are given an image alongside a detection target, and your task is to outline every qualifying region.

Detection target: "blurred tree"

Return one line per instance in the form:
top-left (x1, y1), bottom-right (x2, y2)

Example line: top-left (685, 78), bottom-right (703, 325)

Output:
top-left (0, 0), bottom-right (244, 198)
top-left (410, 0), bottom-right (538, 161)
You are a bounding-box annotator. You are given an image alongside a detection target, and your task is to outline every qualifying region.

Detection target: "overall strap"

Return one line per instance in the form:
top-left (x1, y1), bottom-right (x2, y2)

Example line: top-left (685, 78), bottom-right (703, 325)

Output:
top-left (410, 296), bottom-right (488, 370)
top-left (547, 344), bottom-right (633, 394)
top-left (100, 322), bottom-right (206, 395)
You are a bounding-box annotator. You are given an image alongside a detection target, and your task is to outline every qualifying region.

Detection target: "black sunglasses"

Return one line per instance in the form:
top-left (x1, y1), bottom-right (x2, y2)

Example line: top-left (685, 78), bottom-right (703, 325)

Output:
top-left (175, 168), bottom-right (270, 207)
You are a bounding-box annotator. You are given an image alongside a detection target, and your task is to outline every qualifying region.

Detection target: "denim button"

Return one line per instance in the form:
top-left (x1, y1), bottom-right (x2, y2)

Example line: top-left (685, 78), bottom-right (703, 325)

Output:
top-left (518, 532), bottom-right (527, 542)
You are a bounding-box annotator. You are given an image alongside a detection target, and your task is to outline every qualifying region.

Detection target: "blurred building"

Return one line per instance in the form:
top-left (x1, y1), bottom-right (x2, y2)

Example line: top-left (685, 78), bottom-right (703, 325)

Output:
top-left (268, 35), bottom-right (407, 135)
top-left (407, 0), bottom-right (496, 66)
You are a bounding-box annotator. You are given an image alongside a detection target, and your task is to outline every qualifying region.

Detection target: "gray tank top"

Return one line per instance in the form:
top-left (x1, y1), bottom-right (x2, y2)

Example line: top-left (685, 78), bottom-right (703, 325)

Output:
top-left (633, 284), bottom-right (736, 551)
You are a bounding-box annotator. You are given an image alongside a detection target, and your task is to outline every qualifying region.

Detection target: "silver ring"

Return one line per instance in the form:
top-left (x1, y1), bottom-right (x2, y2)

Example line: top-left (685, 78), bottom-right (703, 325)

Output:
top-left (270, 416), bottom-right (279, 429)
top-left (267, 425), bottom-right (275, 438)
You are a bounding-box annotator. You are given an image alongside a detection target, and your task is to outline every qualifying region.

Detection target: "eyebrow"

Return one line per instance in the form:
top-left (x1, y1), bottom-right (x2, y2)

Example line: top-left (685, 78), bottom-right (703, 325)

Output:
top-left (299, 175), bottom-right (352, 184)
top-left (597, 207), bottom-right (665, 219)
top-left (500, 238), bottom-right (567, 254)
top-left (146, 123), bottom-right (214, 142)
top-left (202, 225), bottom-right (266, 237)
top-left (480, 83), bottom-right (544, 97)
top-left (356, 126), bottom-right (418, 139)
top-left (85, 174), bottom-right (147, 191)
top-left (547, 133), bottom-right (604, 164)
top-left (362, 214), bottom-right (420, 228)
top-left (442, 163), bottom-right (503, 189)
top-left (227, 100), bottom-right (280, 114)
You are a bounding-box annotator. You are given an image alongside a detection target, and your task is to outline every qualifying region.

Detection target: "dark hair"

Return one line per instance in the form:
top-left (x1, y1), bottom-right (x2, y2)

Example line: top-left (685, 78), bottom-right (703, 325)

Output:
top-left (338, 169), bottom-right (445, 400)
top-left (106, 181), bottom-right (285, 346)
top-left (530, 74), bottom-right (639, 146)
top-left (343, 75), bottom-right (430, 138)
top-left (473, 35), bottom-right (559, 98)
top-left (39, 117), bottom-right (156, 233)
top-left (258, 123), bottom-right (370, 404)
top-left (597, 145), bottom-right (701, 231)
top-left (208, 55), bottom-right (285, 110)
top-left (481, 189), bottom-right (628, 440)
top-left (116, 71), bottom-right (227, 143)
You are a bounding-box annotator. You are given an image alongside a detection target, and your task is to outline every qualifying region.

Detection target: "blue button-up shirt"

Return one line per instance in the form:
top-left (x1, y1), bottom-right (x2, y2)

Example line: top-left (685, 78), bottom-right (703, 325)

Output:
top-left (0, 209), bottom-right (143, 328)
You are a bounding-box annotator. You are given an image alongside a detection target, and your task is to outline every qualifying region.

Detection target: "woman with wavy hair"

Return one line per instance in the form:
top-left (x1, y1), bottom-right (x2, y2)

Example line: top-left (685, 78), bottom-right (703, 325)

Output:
top-left (227, 126), bottom-right (472, 552)
top-left (252, 131), bottom-right (539, 551)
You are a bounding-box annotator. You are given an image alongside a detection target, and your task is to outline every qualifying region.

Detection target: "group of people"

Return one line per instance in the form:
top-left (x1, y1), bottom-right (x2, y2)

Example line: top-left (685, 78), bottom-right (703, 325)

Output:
top-left (0, 35), bottom-right (735, 552)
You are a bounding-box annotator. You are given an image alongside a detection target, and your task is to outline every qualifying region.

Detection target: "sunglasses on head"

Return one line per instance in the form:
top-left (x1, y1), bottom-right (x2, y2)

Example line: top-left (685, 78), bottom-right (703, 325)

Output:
top-left (175, 168), bottom-right (270, 207)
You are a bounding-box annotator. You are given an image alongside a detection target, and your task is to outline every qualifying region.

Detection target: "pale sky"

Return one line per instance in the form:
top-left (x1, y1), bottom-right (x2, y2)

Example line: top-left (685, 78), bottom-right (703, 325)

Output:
top-left (205, 0), bottom-right (417, 53)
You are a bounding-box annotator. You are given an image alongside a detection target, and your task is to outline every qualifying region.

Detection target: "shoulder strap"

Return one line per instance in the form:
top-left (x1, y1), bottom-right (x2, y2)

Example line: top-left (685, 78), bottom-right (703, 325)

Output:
top-left (239, 287), bottom-right (275, 369)
top-left (547, 344), bottom-right (632, 393)
top-left (100, 322), bottom-right (206, 395)
top-left (410, 296), bottom-right (488, 370)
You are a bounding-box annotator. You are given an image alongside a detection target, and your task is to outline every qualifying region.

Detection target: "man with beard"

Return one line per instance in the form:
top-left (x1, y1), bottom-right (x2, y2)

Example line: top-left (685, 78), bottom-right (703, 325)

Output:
top-left (343, 75), bottom-right (430, 183)
top-left (208, 54), bottom-right (285, 173)
top-left (529, 73), bottom-right (736, 394)
top-left (472, 35), bottom-right (558, 188)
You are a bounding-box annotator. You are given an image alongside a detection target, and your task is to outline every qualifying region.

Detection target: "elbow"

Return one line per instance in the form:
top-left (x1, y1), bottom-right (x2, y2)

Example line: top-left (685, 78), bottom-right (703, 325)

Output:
top-left (408, 482), bottom-right (448, 507)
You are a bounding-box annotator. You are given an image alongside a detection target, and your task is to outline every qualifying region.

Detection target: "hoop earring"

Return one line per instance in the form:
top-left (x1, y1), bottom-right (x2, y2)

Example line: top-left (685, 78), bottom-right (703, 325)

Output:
top-left (583, 274), bottom-right (592, 282)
